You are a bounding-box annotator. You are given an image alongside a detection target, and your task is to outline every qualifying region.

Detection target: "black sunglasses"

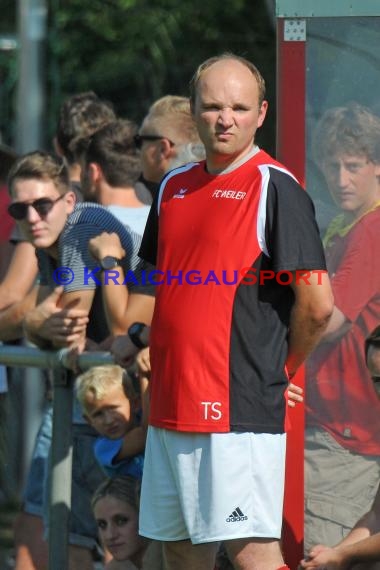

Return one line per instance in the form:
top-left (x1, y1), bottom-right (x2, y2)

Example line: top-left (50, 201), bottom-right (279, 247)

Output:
top-left (8, 195), bottom-right (65, 221)
top-left (133, 133), bottom-right (175, 149)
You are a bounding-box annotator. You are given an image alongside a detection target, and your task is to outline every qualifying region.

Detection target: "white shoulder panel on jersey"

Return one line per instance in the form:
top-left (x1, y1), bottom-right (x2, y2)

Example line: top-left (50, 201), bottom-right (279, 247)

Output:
top-left (157, 162), bottom-right (199, 215)
top-left (257, 164), bottom-right (299, 258)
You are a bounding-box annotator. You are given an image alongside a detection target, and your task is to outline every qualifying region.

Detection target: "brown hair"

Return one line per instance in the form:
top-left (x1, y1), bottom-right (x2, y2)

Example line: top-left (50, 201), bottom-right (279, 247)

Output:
top-left (313, 102), bottom-right (380, 168)
top-left (84, 119), bottom-right (140, 187)
top-left (92, 475), bottom-right (141, 512)
top-left (8, 151), bottom-right (70, 197)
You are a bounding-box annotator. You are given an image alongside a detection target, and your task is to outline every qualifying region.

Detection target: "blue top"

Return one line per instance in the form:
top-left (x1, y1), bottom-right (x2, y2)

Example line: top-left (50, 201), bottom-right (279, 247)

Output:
top-left (94, 436), bottom-right (144, 479)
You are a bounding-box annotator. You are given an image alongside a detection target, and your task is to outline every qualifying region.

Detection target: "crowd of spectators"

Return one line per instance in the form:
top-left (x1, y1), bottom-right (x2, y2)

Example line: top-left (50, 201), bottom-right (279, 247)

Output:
top-left (1, 54), bottom-right (380, 570)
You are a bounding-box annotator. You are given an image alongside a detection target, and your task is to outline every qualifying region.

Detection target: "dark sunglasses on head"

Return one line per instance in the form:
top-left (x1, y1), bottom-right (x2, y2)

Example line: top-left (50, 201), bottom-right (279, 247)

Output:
top-left (133, 133), bottom-right (175, 149)
top-left (8, 195), bottom-right (65, 221)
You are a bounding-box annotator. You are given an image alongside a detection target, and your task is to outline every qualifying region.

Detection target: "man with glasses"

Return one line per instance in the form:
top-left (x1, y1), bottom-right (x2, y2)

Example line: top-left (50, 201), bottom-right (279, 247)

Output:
top-left (0, 92), bottom-right (116, 342)
top-left (7, 151), bottom-right (141, 348)
top-left (134, 95), bottom-right (204, 204)
top-left (305, 103), bottom-right (380, 552)
top-left (0, 93), bottom-right (117, 570)
top-left (302, 326), bottom-right (380, 570)
top-left (7, 150), bottom-right (141, 570)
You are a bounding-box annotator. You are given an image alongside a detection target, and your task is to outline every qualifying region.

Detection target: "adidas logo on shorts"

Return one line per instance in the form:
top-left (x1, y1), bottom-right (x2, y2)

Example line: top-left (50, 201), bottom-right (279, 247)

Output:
top-left (226, 507), bottom-right (248, 522)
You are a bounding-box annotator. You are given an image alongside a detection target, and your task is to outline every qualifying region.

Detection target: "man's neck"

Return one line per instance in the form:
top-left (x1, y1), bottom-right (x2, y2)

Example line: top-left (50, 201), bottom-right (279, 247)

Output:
top-left (98, 184), bottom-right (144, 207)
top-left (206, 145), bottom-right (259, 175)
top-left (343, 195), bottom-right (380, 225)
top-left (68, 163), bottom-right (81, 183)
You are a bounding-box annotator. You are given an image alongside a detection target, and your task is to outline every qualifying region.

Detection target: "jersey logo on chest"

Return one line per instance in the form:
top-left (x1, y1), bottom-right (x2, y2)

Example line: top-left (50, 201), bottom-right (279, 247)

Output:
top-left (212, 189), bottom-right (247, 200)
top-left (172, 188), bottom-right (188, 199)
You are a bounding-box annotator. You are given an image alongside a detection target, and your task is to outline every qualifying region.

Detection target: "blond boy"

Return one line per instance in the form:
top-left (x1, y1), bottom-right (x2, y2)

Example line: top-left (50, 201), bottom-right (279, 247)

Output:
top-left (76, 365), bottom-right (145, 478)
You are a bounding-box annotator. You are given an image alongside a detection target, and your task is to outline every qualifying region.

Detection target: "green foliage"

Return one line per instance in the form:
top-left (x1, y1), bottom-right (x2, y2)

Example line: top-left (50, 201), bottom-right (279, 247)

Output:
top-left (50, 0), bottom-right (275, 151)
top-left (0, 0), bottom-right (17, 145)
top-left (0, 0), bottom-right (16, 33)
top-left (0, 0), bottom-right (275, 152)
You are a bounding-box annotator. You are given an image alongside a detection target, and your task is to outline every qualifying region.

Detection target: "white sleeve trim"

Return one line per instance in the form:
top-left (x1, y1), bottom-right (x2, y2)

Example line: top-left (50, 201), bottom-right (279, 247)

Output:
top-left (257, 164), bottom-right (299, 258)
top-left (157, 162), bottom-right (198, 215)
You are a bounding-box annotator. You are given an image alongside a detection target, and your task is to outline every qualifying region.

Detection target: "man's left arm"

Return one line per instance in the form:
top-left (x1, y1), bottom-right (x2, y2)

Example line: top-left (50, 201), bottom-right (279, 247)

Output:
top-left (317, 227), bottom-right (378, 345)
top-left (88, 231), bottom-right (130, 336)
top-left (88, 232), bottom-right (156, 335)
top-left (286, 270), bottom-right (334, 378)
top-left (317, 306), bottom-right (351, 344)
top-left (0, 286), bottom-right (39, 342)
top-left (55, 288), bottom-right (95, 351)
top-left (24, 285), bottom-right (93, 351)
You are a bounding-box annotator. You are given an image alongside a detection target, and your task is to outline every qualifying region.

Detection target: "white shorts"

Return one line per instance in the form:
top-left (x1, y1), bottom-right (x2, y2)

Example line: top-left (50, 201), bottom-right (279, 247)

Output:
top-left (139, 427), bottom-right (286, 544)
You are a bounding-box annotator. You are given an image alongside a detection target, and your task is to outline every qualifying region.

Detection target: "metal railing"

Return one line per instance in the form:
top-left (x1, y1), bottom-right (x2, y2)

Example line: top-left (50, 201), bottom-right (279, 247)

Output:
top-left (0, 345), bottom-right (113, 570)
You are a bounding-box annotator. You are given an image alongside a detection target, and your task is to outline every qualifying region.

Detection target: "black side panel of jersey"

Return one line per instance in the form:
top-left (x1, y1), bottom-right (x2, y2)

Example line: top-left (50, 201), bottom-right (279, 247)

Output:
top-left (229, 167), bottom-right (326, 433)
top-left (264, 168), bottom-right (326, 272)
top-left (139, 190), bottom-right (159, 266)
top-left (229, 254), bottom-right (292, 433)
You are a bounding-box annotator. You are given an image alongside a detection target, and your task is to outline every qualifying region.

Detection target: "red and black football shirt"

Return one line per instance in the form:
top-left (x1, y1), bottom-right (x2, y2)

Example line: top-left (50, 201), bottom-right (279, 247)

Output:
top-left (140, 149), bottom-right (326, 433)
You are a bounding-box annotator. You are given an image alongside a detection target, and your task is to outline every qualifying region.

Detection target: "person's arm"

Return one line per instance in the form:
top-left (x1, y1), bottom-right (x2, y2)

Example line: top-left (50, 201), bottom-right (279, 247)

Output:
top-left (89, 233), bottom-right (156, 335)
top-left (301, 485), bottom-right (380, 570)
top-left (316, 306), bottom-right (351, 344)
top-left (302, 533), bottom-right (380, 570)
top-left (318, 224), bottom-right (378, 346)
top-left (263, 173), bottom-right (333, 376)
top-left (0, 241), bottom-right (40, 340)
top-left (0, 241), bottom-right (38, 311)
top-left (0, 241), bottom-right (14, 286)
top-left (0, 286), bottom-right (39, 342)
top-left (50, 288), bottom-right (94, 351)
top-left (115, 347), bottom-right (151, 460)
top-left (88, 232), bottom-right (130, 336)
top-left (301, 544), bottom-right (350, 569)
top-left (111, 326), bottom-right (151, 367)
top-left (23, 285), bottom-right (91, 350)
top-left (336, 533), bottom-right (380, 566)
top-left (286, 270), bottom-right (334, 378)
top-left (136, 347), bottom-right (151, 429)
top-left (123, 291), bottom-right (155, 328)
top-left (115, 425), bottom-right (146, 460)
top-left (334, 484), bottom-right (380, 549)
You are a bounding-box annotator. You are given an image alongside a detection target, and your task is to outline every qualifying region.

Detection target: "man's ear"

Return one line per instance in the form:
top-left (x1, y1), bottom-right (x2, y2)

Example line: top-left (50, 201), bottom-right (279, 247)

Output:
top-left (158, 138), bottom-right (174, 160)
top-left (89, 162), bottom-right (103, 183)
top-left (257, 100), bottom-right (268, 129)
top-left (64, 190), bottom-right (77, 214)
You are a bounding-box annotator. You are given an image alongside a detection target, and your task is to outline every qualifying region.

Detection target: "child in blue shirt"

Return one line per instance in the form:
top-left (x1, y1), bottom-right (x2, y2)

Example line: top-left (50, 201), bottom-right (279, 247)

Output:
top-left (76, 364), bottom-right (145, 479)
